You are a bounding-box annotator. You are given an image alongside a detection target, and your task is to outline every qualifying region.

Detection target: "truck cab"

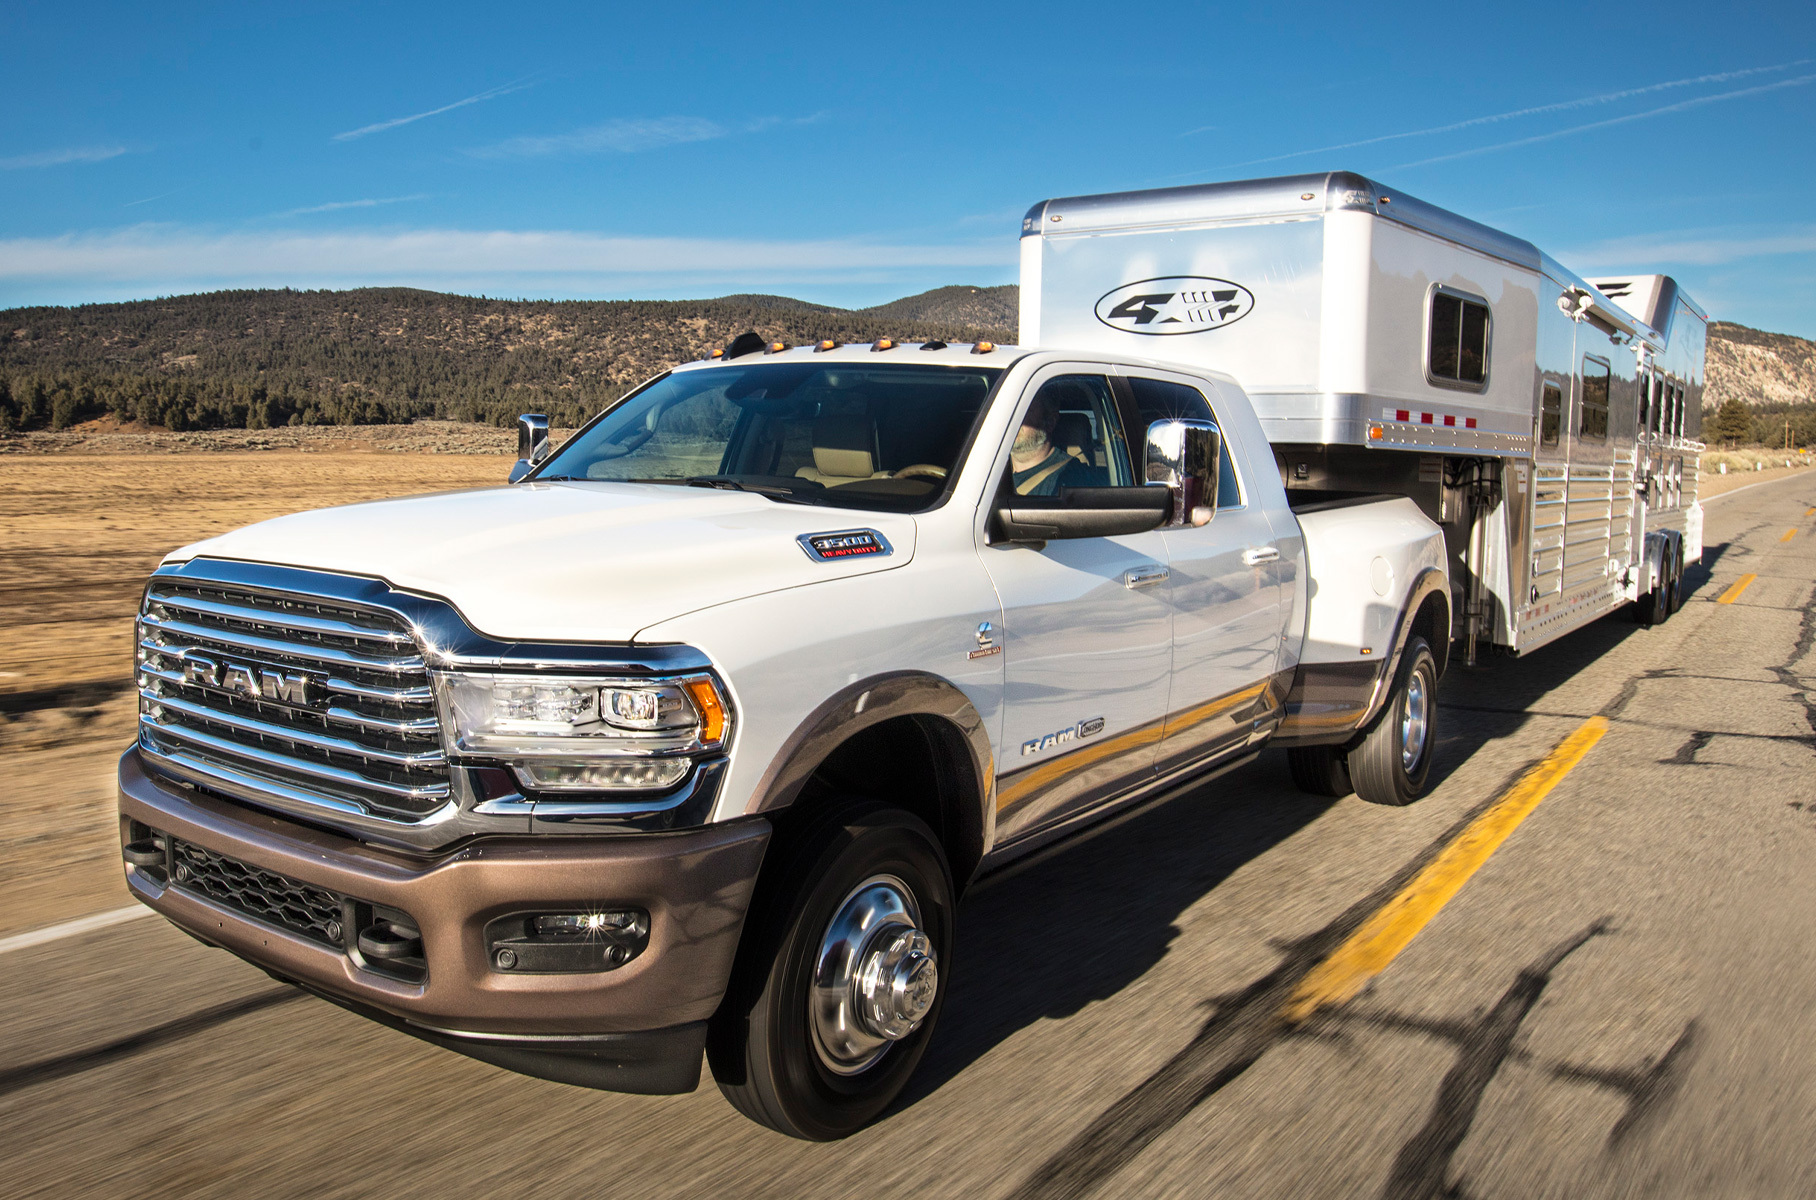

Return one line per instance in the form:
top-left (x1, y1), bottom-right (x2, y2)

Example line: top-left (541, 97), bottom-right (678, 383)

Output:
top-left (120, 337), bottom-right (1447, 1138)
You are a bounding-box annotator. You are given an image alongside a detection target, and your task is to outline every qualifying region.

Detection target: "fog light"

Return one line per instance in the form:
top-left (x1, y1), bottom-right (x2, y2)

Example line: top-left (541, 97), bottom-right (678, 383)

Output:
top-left (534, 912), bottom-right (637, 937)
top-left (485, 908), bottom-right (650, 974)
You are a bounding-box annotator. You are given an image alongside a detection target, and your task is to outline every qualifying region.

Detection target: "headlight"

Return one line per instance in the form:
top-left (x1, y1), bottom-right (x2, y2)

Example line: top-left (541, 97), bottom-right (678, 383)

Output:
top-left (433, 672), bottom-right (731, 791)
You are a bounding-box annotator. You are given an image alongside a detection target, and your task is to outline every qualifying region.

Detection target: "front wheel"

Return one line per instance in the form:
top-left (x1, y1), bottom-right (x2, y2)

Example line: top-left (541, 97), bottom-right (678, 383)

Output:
top-left (708, 801), bottom-right (953, 1140)
top-left (1349, 636), bottom-right (1439, 806)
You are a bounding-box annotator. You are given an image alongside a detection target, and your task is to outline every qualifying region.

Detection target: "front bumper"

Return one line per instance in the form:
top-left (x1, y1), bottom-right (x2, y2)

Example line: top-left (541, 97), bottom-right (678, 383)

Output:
top-left (118, 748), bottom-right (770, 1093)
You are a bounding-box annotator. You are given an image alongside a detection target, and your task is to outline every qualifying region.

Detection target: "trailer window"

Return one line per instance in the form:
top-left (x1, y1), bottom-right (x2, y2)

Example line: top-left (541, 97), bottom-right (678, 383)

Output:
top-left (1125, 376), bottom-right (1242, 507)
top-left (1540, 382), bottom-right (1562, 446)
top-left (1428, 287), bottom-right (1491, 390)
top-left (1580, 357), bottom-right (1610, 441)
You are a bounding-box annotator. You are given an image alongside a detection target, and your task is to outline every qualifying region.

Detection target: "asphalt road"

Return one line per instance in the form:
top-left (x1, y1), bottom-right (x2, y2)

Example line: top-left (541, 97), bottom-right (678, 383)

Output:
top-left (5, 474), bottom-right (1814, 1200)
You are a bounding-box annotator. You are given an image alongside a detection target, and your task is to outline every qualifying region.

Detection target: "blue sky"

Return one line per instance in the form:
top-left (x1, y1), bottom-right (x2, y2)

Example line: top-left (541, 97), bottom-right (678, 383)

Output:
top-left (2, 0), bottom-right (1813, 335)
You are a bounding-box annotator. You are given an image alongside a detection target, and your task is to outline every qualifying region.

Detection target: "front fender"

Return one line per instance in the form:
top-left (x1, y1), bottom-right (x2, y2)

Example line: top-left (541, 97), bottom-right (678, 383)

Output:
top-left (747, 672), bottom-right (996, 876)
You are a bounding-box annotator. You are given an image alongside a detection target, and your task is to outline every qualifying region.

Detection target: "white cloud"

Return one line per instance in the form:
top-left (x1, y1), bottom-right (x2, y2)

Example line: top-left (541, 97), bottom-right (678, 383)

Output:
top-left (0, 226), bottom-right (1015, 294)
top-left (468, 113), bottom-right (825, 160)
top-left (0, 144), bottom-right (128, 170)
top-left (470, 116), bottom-right (728, 159)
top-left (1169, 58), bottom-right (1812, 178)
top-left (273, 195), bottom-right (429, 217)
top-left (334, 81), bottom-right (531, 141)
top-left (1564, 226), bottom-right (1816, 268)
top-left (1389, 73), bottom-right (1816, 170)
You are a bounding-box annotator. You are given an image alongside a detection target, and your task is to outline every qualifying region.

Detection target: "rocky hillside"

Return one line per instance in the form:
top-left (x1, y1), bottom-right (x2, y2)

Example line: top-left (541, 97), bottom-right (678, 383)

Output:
top-left (1706, 322), bottom-right (1816, 408)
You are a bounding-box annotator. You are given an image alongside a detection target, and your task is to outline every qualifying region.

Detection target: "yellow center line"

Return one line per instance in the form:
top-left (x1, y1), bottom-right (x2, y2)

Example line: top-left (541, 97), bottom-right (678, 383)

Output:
top-left (1805, 508), bottom-right (1815, 518)
top-left (1717, 574), bottom-right (1758, 604)
top-left (1281, 717), bottom-right (1609, 1023)
top-left (1782, 528), bottom-right (1798, 542)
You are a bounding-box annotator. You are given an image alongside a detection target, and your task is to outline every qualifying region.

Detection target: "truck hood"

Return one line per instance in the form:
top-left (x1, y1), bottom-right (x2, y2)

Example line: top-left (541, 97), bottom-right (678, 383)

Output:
top-left (166, 481), bottom-right (917, 642)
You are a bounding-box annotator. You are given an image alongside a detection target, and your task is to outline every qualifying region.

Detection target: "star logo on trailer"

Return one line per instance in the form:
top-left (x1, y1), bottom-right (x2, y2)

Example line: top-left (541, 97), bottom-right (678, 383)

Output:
top-left (1094, 276), bottom-right (1255, 335)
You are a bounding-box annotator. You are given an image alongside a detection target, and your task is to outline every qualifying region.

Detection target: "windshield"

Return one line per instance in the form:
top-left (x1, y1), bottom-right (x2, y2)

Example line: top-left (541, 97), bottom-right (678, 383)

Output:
top-left (533, 361), bottom-right (1003, 512)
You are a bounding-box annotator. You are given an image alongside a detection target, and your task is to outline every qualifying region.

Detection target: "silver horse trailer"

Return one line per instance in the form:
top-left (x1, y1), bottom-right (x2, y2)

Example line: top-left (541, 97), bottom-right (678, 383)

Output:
top-left (1020, 171), bottom-right (1709, 660)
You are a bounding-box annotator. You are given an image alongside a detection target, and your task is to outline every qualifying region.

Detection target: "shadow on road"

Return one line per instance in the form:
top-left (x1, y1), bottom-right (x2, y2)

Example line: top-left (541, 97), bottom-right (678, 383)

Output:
top-left (901, 752), bottom-right (1335, 1108)
top-left (908, 588), bottom-right (1665, 1115)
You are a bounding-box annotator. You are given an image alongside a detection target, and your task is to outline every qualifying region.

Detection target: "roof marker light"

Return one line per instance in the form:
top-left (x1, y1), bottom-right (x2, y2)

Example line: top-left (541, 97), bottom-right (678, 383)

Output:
top-left (765, 341), bottom-right (788, 354)
top-left (709, 348), bottom-right (724, 359)
top-left (815, 339), bottom-right (839, 352)
top-left (972, 341), bottom-right (996, 354)
top-left (872, 339), bottom-right (896, 352)
top-left (920, 340), bottom-right (948, 351)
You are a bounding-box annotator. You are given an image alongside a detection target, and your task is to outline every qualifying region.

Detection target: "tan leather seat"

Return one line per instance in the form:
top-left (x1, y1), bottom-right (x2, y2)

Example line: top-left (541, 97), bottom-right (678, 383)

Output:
top-left (795, 414), bottom-right (892, 485)
top-left (1052, 411), bottom-right (1096, 466)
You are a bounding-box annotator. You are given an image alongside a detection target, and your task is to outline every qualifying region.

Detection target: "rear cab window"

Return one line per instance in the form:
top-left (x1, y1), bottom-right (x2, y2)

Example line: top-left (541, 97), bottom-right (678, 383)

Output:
top-left (1122, 375), bottom-right (1243, 508)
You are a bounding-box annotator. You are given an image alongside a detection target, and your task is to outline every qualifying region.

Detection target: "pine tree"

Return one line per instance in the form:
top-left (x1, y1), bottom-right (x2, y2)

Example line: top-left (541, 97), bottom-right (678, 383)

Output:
top-left (1707, 397), bottom-right (1754, 445)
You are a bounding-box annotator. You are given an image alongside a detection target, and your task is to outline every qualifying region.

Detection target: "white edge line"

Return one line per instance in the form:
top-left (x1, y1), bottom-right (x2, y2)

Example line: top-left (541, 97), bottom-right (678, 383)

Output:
top-left (0, 904), bottom-right (156, 955)
top-left (1702, 470), bottom-right (1813, 503)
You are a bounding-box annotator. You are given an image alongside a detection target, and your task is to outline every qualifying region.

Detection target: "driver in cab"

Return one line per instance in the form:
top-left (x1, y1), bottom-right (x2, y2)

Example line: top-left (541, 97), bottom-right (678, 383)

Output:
top-left (1010, 394), bottom-right (1109, 496)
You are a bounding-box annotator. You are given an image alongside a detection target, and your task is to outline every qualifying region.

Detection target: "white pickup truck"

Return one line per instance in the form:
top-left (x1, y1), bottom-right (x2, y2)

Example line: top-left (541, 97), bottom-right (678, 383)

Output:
top-left (119, 334), bottom-right (1448, 1138)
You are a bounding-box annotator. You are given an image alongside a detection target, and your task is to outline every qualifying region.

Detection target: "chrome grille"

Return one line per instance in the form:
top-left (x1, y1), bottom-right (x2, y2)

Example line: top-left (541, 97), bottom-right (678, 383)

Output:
top-left (172, 838), bottom-right (346, 948)
top-left (136, 577), bottom-right (450, 820)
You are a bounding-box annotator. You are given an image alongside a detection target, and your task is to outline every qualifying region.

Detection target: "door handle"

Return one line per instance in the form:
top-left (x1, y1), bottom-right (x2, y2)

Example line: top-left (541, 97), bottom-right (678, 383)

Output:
top-left (1242, 546), bottom-right (1281, 566)
top-left (1122, 564), bottom-right (1169, 589)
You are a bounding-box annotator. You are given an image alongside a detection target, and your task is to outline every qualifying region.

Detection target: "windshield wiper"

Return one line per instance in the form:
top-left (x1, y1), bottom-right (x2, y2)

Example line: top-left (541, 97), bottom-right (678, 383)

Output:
top-left (685, 476), bottom-right (828, 505)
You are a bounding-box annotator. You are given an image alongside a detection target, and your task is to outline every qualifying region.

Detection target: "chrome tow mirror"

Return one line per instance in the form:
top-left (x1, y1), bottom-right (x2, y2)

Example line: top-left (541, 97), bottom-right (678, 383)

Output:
top-left (1144, 418), bottom-right (1220, 527)
top-left (509, 413), bottom-right (551, 482)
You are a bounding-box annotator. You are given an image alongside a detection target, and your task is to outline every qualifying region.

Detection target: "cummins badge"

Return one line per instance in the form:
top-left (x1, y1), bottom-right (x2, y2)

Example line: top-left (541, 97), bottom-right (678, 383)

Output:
top-left (1095, 276), bottom-right (1255, 335)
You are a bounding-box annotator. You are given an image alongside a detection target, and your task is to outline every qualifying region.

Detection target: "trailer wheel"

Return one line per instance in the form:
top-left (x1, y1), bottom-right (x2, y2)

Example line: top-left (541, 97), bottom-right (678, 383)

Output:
top-left (1349, 636), bottom-right (1438, 806)
top-left (1287, 745), bottom-right (1353, 797)
top-left (1666, 539), bottom-right (1687, 613)
top-left (708, 801), bottom-right (953, 1140)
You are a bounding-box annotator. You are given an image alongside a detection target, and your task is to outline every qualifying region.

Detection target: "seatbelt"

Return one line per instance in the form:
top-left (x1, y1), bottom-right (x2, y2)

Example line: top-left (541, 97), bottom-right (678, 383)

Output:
top-left (1016, 455), bottom-right (1073, 495)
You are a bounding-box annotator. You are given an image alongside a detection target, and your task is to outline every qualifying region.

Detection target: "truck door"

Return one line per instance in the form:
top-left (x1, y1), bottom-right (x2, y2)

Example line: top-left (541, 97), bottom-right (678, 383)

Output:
top-left (1119, 371), bottom-right (1288, 771)
top-left (980, 369), bottom-right (1172, 844)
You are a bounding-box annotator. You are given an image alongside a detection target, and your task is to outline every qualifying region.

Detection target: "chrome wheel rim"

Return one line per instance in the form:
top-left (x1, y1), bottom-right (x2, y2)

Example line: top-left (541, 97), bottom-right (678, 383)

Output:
top-left (809, 875), bottom-right (939, 1076)
top-left (1400, 666), bottom-right (1430, 772)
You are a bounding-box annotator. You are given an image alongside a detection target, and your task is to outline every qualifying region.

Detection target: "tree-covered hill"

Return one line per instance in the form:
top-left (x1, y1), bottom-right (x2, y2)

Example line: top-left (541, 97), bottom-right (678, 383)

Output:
top-left (0, 286), bottom-right (1018, 432)
top-left (5, 282), bottom-right (1805, 442)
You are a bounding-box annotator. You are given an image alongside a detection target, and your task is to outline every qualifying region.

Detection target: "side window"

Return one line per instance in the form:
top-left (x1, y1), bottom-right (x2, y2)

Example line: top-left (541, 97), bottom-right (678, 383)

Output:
top-left (1125, 376), bottom-right (1243, 507)
top-left (1579, 357), bottom-right (1610, 441)
top-left (1006, 375), bottom-right (1132, 497)
top-left (1428, 287), bottom-right (1491, 389)
top-left (1673, 384), bottom-right (1685, 438)
top-left (1540, 382), bottom-right (1562, 447)
top-left (1637, 373), bottom-right (1651, 434)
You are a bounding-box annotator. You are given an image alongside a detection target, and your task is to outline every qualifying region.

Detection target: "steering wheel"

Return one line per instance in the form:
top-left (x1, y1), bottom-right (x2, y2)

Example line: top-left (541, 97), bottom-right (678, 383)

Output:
top-left (894, 463), bottom-right (949, 481)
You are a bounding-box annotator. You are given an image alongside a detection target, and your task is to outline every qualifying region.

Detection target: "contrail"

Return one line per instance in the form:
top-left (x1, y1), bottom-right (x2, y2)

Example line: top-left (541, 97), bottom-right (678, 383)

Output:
top-left (334, 80), bottom-right (532, 141)
top-left (1200, 59), bottom-right (1809, 173)
top-left (1389, 72), bottom-right (1816, 170)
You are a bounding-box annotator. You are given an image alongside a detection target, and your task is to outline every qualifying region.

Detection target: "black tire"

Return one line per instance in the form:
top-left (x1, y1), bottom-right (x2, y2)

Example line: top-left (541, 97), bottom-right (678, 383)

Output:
top-left (1349, 636), bottom-right (1439, 806)
top-left (1667, 539), bottom-right (1687, 613)
top-left (708, 801), bottom-right (954, 1140)
top-left (1287, 745), bottom-right (1354, 797)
